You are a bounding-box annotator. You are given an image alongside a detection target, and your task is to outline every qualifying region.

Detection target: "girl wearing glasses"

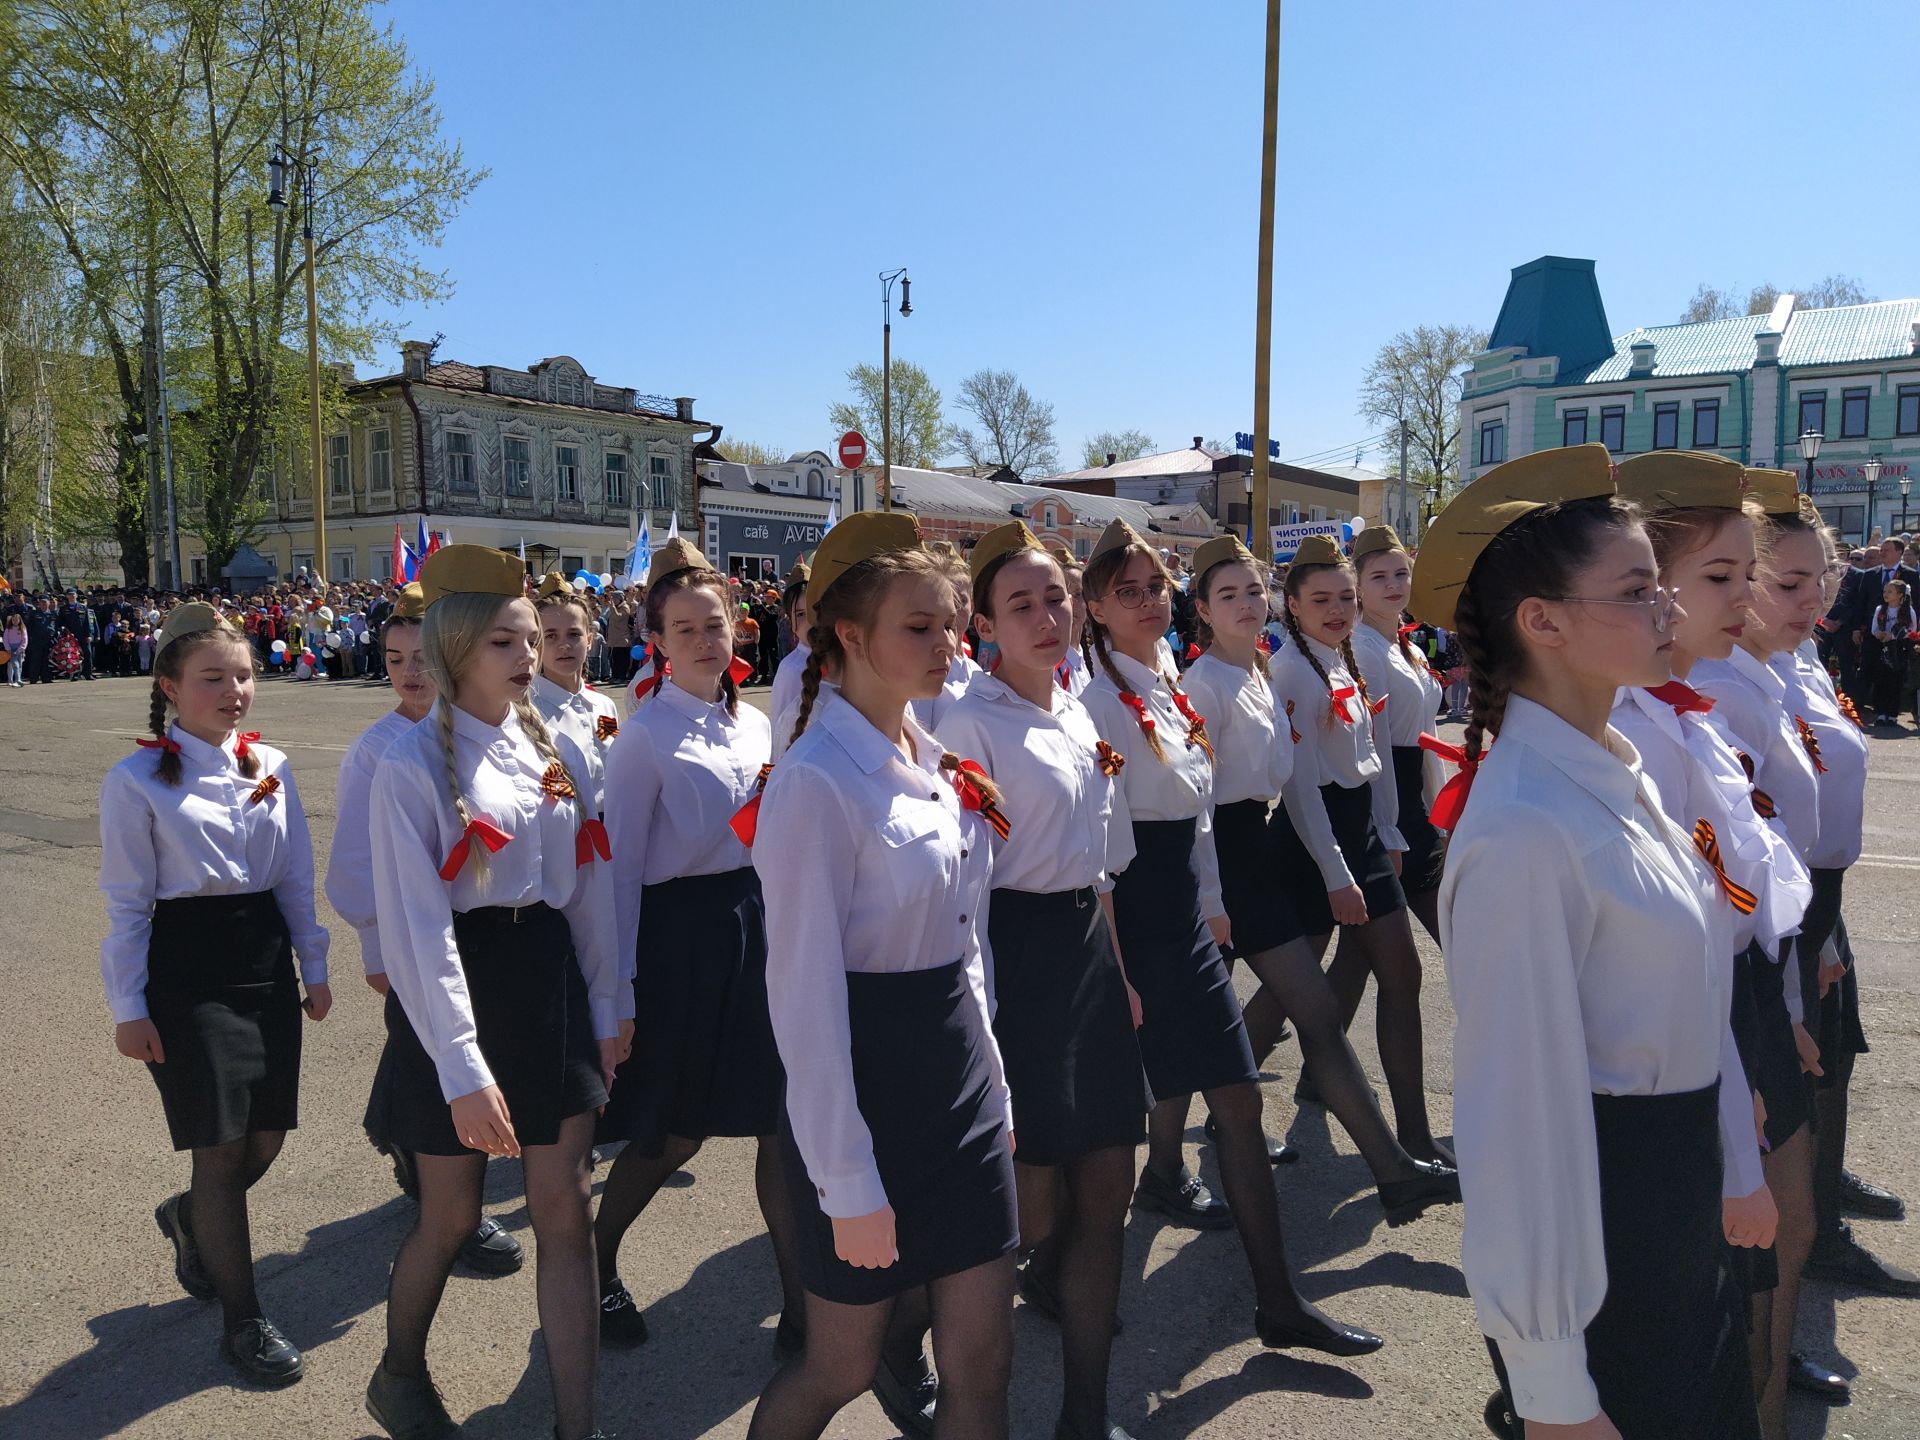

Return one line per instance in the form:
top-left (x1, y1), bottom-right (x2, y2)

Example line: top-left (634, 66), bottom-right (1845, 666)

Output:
top-left (1422, 445), bottom-right (1760, 1440)
top-left (1080, 520), bottom-right (1382, 1359)
top-left (1269, 536), bottom-right (1448, 1166)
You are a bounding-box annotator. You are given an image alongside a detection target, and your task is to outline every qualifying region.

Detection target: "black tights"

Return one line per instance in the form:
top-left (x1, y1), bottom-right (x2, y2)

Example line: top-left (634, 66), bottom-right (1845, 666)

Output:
top-left (593, 1132), bottom-right (806, 1321)
top-left (1017, 1147), bottom-right (1135, 1436)
top-left (746, 1256), bottom-right (1016, 1440)
top-left (1315, 904), bottom-right (1444, 1160)
top-left (185, 1129), bottom-right (285, 1329)
top-left (384, 1112), bottom-right (600, 1440)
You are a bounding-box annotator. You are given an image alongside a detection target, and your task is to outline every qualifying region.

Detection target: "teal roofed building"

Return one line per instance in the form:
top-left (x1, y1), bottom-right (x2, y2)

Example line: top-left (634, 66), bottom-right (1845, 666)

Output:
top-left (1461, 257), bottom-right (1920, 543)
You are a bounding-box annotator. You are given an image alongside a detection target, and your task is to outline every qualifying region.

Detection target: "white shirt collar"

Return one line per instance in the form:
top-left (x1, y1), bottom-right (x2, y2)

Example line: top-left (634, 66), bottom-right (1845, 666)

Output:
top-left (966, 667), bottom-right (1071, 719)
top-left (1500, 695), bottom-right (1642, 822)
top-left (168, 721), bottom-right (239, 769)
top-left (1725, 645), bottom-right (1787, 706)
top-left (445, 699), bottom-right (520, 746)
top-left (1106, 647), bottom-right (1170, 695)
top-left (817, 695), bottom-right (941, 776)
top-left (654, 675), bottom-right (731, 723)
top-left (533, 673), bottom-right (591, 711)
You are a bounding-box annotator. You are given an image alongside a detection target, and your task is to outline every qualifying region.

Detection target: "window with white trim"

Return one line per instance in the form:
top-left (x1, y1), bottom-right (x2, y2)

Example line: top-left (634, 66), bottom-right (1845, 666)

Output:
top-left (1840, 387), bottom-right (1871, 440)
top-left (446, 430), bottom-right (476, 492)
top-left (504, 435), bottom-right (531, 495)
top-left (1478, 419), bottom-right (1505, 466)
top-left (648, 454), bottom-right (675, 510)
top-left (556, 445), bottom-right (580, 502)
top-left (1898, 385), bottom-right (1920, 437)
top-left (327, 433), bottom-right (351, 497)
top-left (1652, 403), bottom-right (1679, 450)
top-left (1692, 400), bottom-right (1720, 449)
top-left (368, 428), bottom-right (392, 495)
top-left (1563, 409), bottom-right (1588, 447)
top-left (1600, 405), bottom-right (1626, 452)
top-left (605, 452), bottom-right (627, 507)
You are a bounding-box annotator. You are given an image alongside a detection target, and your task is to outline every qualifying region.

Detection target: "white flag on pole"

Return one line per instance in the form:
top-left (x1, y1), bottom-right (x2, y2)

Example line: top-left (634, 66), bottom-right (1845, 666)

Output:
top-left (517, 537), bottom-right (526, 563)
top-left (634, 515), bottom-right (652, 580)
top-left (668, 510), bottom-right (680, 540)
top-left (822, 499), bottom-right (839, 533)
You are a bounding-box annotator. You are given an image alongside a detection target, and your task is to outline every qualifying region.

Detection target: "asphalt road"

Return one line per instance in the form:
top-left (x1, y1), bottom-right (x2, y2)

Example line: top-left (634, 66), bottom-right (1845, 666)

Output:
top-left (2, 671), bottom-right (1915, 1440)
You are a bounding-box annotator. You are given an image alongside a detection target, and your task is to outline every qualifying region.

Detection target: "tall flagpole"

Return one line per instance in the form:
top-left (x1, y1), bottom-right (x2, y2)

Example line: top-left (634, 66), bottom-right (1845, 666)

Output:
top-left (1250, 0), bottom-right (1282, 557)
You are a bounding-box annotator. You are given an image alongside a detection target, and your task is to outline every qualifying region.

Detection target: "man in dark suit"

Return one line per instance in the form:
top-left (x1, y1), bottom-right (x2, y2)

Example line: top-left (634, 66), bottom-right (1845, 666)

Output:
top-left (24, 597), bottom-right (56, 684)
top-left (58, 590), bottom-right (96, 680)
top-left (1823, 550), bottom-right (1878, 701)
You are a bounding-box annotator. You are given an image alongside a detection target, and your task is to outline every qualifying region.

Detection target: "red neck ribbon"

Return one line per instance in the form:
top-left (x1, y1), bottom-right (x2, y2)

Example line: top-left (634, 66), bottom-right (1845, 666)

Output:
top-left (574, 818), bottom-right (611, 868)
top-left (728, 763), bottom-right (776, 847)
top-left (1646, 681), bottom-right (1714, 716)
top-left (635, 654), bottom-right (753, 700)
top-left (1119, 691), bottom-right (1156, 736)
top-left (136, 736), bottom-right (182, 756)
top-left (1169, 688), bottom-right (1213, 758)
top-left (1329, 685), bottom-right (1359, 726)
top-left (1419, 731), bottom-right (1480, 831)
top-left (439, 817), bottom-right (513, 881)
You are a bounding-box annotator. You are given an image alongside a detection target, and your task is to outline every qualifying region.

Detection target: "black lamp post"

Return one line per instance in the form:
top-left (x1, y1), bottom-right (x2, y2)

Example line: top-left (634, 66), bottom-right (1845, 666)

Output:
top-left (878, 268), bottom-right (911, 511)
top-left (268, 145), bottom-right (327, 580)
top-left (1863, 455), bottom-right (1884, 542)
top-left (1798, 427), bottom-right (1823, 495)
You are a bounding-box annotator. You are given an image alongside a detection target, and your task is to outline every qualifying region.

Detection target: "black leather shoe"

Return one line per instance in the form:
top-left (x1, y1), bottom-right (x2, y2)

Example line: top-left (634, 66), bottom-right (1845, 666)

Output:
top-left (380, 1141), bottom-right (421, 1202)
top-left (456, 1217), bottom-right (523, 1275)
top-left (772, 1309), bottom-right (806, 1361)
top-left (1377, 1161), bottom-right (1463, 1227)
top-left (1254, 1306), bottom-right (1384, 1357)
top-left (1804, 1223), bottom-right (1920, 1295)
top-left (870, 1350), bottom-right (937, 1440)
top-left (366, 1358), bottom-right (461, 1437)
top-left (1839, 1169), bottom-right (1907, 1221)
top-left (1055, 1418), bottom-right (1137, 1440)
top-left (1482, 1389), bottom-right (1516, 1438)
top-left (1204, 1116), bottom-right (1299, 1165)
top-left (222, 1317), bottom-right (304, 1386)
top-left (1133, 1167), bottom-right (1234, 1230)
top-left (599, 1278), bottom-right (651, 1347)
top-left (1785, 1351), bottom-right (1851, 1405)
top-left (153, 1192), bottom-right (215, 1301)
top-left (1019, 1260), bottom-right (1123, 1334)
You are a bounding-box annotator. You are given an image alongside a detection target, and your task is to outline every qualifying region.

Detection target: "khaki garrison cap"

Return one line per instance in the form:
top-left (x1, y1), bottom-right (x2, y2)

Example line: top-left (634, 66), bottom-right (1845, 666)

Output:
top-left (1291, 535), bottom-right (1345, 569)
top-left (784, 556), bottom-right (811, 586)
top-left (1350, 525), bottom-right (1407, 563)
top-left (1615, 450), bottom-right (1747, 513)
top-left (391, 582), bottom-right (428, 620)
top-left (1190, 534), bottom-right (1259, 582)
top-left (968, 521), bottom-right (1045, 584)
top-left (154, 602), bottom-right (237, 661)
top-left (1408, 443), bottom-right (1617, 630)
top-left (808, 511), bottom-right (924, 604)
top-left (422, 545), bottom-right (526, 607)
top-left (1088, 519), bottom-right (1147, 564)
top-left (532, 571), bottom-right (570, 601)
top-left (1742, 468), bottom-right (1802, 519)
top-left (646, 538), bottom-right (711, 589)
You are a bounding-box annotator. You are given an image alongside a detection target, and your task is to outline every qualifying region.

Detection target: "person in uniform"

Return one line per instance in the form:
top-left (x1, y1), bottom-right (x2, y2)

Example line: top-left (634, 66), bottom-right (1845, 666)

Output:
top-left (1179, 533), bottom-right (1459, 1221)
top-left (532, 573), bottom-right (623, 816)
top-left (746, 513), bottom-right (1020, 1440)
top-left (592, 537), bottom-right (800, 1354)
top-left (1270, 536), bottom-right (1448, 1166)
top-left (1079, 519), bottom-right (1383, 1358)
top-left (361, 545), bottom-right (626, 1440)
top-left (99, 602), bottom-right (331, 1385)
top-left (935, 521), bottom-right (1148, 1440)
top-left (1417, 444), bottom-right (1760, 1440)
top-left (910, 542), bottom-right (983, 731)
top-left (769, 559), bottom-right (814, 760)
top-left (326, 582), bottom-right (524, 1278)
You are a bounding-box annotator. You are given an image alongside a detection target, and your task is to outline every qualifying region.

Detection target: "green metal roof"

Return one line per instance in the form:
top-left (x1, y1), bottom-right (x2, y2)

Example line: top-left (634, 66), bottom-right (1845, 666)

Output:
top-left (1779, 300), bottom-right (1920, 368)
top-left (1562, 299), bottom-right (1920, 385)
top-left (1566, 313), bottom-right (1771, 383)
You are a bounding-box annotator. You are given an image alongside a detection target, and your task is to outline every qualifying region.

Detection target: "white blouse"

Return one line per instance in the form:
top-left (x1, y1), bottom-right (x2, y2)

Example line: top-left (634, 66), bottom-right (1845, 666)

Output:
top-left (1270, 633), bottom-right (1404, 884)
top-left (1059, 644), bottom-right (1091, 697)
top-left (325, 709), bottom-right (417, 977)
top-left (1350, 621), bottom-right (1445, 749)
top-left (604, 679), bottom-right (772, 967)
top-left (1691, 648), bottom-right (1821, 864)
top-left (532, 674), bottom-right (622, 815)
top-left (910, 651), bottom-right (983, 732)
top-left (99, 725), bottom-right (330, 1024)
top-left (1179, 651), bottom-right (1293, 805)
top-left (1080, 647), bottom-right (1225, 919)
top-left (1772, 650), bottom-right (1867, 871)
top-left (935, 669), bottom-right (1132, 897)
top-left (369, 702), bottom-right (621, 1103)
top-left (1441, 697), bottom-right (1728, 1427)
top-left (754, 697), bottom-right (1010, 1219)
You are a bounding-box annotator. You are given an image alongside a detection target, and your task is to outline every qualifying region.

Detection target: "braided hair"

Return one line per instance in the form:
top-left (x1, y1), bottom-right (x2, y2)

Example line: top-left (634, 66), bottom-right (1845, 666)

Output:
top-left (1081, 540), bottom-right (1171, 763)
top-left (1281, 559), bottom-right (1368, 726)
top-left (643, 568), bottom-right (741, 716)
top-left (787, 547), bottom-right (950, 753)
top-left (148, 627), bottom-right (262, 786)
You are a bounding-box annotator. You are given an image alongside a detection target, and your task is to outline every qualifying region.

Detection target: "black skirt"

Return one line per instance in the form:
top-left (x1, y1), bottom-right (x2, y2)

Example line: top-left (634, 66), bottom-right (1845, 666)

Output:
top-left (1746, 942), bottom-right (1812, 1151)
top-left (1390, 744), bottom-right (1448, 896)
top-left (783, 959), bottom-right (1018, 1305)
top-left (987, 886), bottom-right (1148, 1167)
top-left (1110, 819), bottom-right (1259, 1100)
top-left (1211, 799), bottom-right (1306, 956)
top-left (364, 903), bottom-right (608, 1156)
top-left (1269, 779), bottom-right (1406, 934)
top-left (145, 892), bottom-right (301, 1152)
top-left (598, 867), bottom-right (783, 1154)
top-left (1799, 868), bottom-right (1868, 1087)
top-left (1489, 1084), bottom-right (1758, 1440)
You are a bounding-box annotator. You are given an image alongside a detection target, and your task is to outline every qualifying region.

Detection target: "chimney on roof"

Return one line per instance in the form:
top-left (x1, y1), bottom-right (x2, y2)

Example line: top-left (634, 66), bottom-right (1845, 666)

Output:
top-left (1911, 319), bottom-right (1920, 354)
top-left (674, 397), bottom-right (696, 422)
top-left (401, 339), bottom-right (432, 381)
top-left (1193, 436), bottom-right (1204, 451)
top-left (1755, 329), bottom-right (1782, 366)
top-left (1628, 339), bottom-right (1657, 376)
top-left (1105, 452), bottom-right (1117, 467)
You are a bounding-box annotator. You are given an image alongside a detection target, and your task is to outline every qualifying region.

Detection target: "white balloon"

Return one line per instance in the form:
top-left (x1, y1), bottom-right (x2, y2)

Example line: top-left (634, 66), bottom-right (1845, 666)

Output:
top-left (599, 572), bottom-right (612, 588)
top-left (1350, 515), bottom-right (1366, 532)
top-left (270, 639), bottom-right (287, 654)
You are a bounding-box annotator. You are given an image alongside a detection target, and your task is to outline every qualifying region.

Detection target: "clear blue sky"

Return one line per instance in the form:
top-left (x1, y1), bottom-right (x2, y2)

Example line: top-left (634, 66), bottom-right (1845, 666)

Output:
top-left (372, 0), bottom-right (1919, 475)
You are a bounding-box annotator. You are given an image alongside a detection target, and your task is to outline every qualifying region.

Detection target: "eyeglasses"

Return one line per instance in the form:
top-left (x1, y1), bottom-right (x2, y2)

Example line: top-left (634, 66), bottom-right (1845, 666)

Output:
top-left (1542, 586), bottom-right (1678, 633)
top-left (1110, 578), bottom-right (1171, 609)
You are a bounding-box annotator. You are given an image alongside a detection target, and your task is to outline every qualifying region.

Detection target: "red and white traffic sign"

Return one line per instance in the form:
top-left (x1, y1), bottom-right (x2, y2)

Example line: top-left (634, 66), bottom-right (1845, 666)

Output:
top-left (837, 430), bottom-right (869, 469)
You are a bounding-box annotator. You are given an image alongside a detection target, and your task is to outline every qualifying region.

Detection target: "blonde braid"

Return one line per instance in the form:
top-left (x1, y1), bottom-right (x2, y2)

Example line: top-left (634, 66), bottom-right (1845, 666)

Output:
top-left (513, 697), bottom-right (584, 805)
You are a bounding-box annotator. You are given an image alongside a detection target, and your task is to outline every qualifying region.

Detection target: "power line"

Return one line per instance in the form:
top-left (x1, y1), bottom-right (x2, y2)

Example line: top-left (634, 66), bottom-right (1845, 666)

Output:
top-left (1281, 429), bottom-right (1395, 469)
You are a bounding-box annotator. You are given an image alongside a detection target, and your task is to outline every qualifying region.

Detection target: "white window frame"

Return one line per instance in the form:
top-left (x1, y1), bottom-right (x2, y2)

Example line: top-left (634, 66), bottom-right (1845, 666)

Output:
top-left (556, 444), bottom-right (581, 503)
top-left (605, 451), bottom-right (628, 507)
top-left (647, 453), bottom-right (675, 510)
top-left (504, 434), bottom-right (532, 496)
top-left (446, 429), bottom-right (477, 492)
top-left (368, 427), bottom-right (393, 497)
top-left (327, 432), bottom-right (352, 498)
top-left (331, 550), bottom-right (355, 582)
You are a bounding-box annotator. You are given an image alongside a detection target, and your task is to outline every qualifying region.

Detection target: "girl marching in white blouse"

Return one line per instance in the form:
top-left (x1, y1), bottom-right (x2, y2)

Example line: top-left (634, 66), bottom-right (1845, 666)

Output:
top-left (593, 538), bottom-right (801, 1354)
top-left (1418, 445), bottom-right (1760, 1440)
top-left (747, 512), bottom-right (1020, 1440)
top-left (99, 603), bottom-right (330, 1386)
top-left (361, 546), bottom-right (625, 1440)
top-left (935, 522), bottom-right (1148, 1440)
top-left (532, 574), bottom-right (623, 816)
top-left (1270, 536), bottom-right (1448, 1166)
top-left (1080, 520), bottom-right (1383, 1359)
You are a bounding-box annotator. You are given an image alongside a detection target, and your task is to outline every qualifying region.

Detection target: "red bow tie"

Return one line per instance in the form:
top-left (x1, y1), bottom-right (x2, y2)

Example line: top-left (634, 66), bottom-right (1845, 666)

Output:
top-left (1329, 685), bottom-right (1359, 725)
top-left (574, 818), bottom-right (611, 868)
top-left (1646, 681), bottom-right (1714, 716)
top-left (439, 817), bottom-right (513, 881)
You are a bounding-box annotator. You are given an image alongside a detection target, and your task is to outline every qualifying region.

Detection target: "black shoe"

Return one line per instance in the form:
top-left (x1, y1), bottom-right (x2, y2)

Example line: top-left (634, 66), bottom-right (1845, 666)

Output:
top-left (366, 1358), bottom-right (461, 1437)
top-left (1376, 1161), bottom-right (1462, 1227)
top-left (772, 1309), bottom-right (806, 1361)
top-left (599, 1277), bottom-right (651, 1347)
top-left (1785, 1351), bottom-right (1851, 1405)
top-left (1482, 1389), bottom-right (1516, 1438)
top-left (870, 1350), bottom-right (937, 1440)
top-left (379, 1140), bottom-right (420, 1202)
top-left (1204, 1115), bottom-right (1299, 1165)
top-left (456, 1217), bottom-right (523, 1275)
top-left (1254, 1306), bottom-right (1384, 1357)
top-left (1019, 1260), bottom-right (1124, 1335)
top-left (222, 1317), bottom-right (304, 1386)
top-left (1055, 1419), bottom-right (1137, 1440)
top-left (1805, 1223), bottom-right (1920, 1295)
top-left (1133, 1166), bottom-right (1234, 1230)
top-left (153, 1192), bottom-right (215, 1301)
top-left (1839, 1169), bottom-right (1906, 1221)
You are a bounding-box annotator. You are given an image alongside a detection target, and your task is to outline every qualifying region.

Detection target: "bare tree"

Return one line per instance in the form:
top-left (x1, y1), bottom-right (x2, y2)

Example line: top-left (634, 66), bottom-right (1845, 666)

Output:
top-left (1746, 283), bottom-right (1782, 316)
top-left (1680, 284), bottom-right (1739, 323)
top-left (951, 368), bottom-right (1057, 478)
top-left (1356, 323), bottom-right (1486, 491)
top-left (1080, 429), bottom-right (1155, 469)
top-left (1796, 274), bottom-right (1873, 309)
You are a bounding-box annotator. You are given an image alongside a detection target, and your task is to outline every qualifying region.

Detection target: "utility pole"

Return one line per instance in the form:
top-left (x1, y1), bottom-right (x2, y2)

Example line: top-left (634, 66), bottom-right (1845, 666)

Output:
top-left (1249, 0), bottom-right (1282, 559)
top-left (154, 306), bottom-right (182, 590)
top-left (269, 147), bottom-right (326, 582)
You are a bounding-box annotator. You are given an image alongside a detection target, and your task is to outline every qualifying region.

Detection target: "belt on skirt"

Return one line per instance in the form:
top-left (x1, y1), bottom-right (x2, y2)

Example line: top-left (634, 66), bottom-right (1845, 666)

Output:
top-left (456, 900), bottom-right (556, 927)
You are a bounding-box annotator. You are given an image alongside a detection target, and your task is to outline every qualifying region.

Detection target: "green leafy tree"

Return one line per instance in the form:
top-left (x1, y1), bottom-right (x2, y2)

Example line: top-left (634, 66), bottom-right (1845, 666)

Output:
top-left (1357, 323), bottom-right (1487, 492)
top-left (828, 359), bottom-right (948, 470)
top-left (714, 438), bottom-right (789, 466)
top-left (1080, 429), bottom-right (1156, 469)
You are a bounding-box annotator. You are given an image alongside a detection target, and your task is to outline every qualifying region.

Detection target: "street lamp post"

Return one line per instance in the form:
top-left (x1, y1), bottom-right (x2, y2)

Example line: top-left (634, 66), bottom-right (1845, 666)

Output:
top-left (1243, 470), bottom-right (1254, 546)
top-left (1863, 455), bottom-right (1884, 542)
top-left (1798, 427), bottom-right (1823, 496)
top-left (268, 147), bottom-right (327, 583)
top-left (1899, 473), bottom-right (1914, 533)
top-left (878, 269), bottom-right (911, 512)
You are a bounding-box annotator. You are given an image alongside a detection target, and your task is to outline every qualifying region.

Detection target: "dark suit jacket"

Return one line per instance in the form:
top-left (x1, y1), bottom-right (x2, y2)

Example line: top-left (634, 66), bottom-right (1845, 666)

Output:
top-left (1827, 566), bottom-right (1878, 631)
